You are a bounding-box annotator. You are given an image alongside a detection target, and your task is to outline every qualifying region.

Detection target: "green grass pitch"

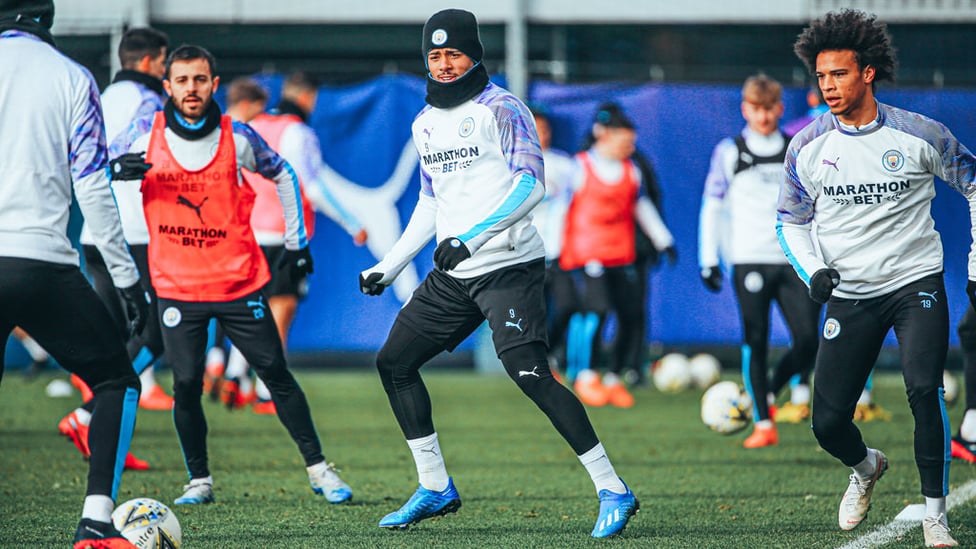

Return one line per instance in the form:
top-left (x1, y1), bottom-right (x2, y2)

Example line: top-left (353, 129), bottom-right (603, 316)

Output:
top-left (2, 370), bottom-right (974, 548)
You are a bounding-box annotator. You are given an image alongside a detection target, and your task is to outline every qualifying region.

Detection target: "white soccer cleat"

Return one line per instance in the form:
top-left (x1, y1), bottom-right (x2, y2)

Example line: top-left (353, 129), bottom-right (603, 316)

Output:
top-left (174, 481), bottom-right (215, 505)
top-left (838, 449), bottom-right (887, 530)
top-left (922, 514), bottom-right (958, 547)
top-left (309, 463), bottom-right (353, 504)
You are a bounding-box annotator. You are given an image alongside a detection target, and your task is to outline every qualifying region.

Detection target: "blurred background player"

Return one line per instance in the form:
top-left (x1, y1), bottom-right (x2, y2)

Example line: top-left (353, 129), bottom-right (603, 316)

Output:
top-left (952, 307), bottom-right (976, 462)
top-left (359, 9), bottom-right (638, 537)
top-left (782, 9), bottom-right (976, 545)
top-left (782, 86), bottom-right (829, 137)
top-left (698, 74), bottom-right (821, 448)
top-left (0, 1), bottom-right (149, 546)
top-left (561, 103), bottom-right (676, 408)
top-left (218, 72), bottom-right (368, 414)
top-left (527, 104), bottom-right (578, 379)
top-left (14, 327), bottom-right (52, 378)
top-left (112, 44), bottom-right (353, 506)
top-left (59, 26), bottom-right (170, 473)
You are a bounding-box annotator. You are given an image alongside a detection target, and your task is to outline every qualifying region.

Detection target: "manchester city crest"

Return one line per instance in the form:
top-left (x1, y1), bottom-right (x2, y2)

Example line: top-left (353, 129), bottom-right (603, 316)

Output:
top-left (458, 117), bottom-right (475, 138)
top-left (882, 149), bottom-right (904, 172)
top-left (162, 306), bottom-right (182, 328)
top-left (823, 317), bottom-right (841, 340)
top-left (431, 29), bottom-right (448, 46)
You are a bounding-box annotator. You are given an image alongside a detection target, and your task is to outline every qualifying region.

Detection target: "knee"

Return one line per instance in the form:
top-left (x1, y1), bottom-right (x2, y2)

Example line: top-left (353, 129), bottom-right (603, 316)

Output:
top-left (91, 373), bottom-right (141, 397)
top-left (811, 407), bottom-right (847, 446)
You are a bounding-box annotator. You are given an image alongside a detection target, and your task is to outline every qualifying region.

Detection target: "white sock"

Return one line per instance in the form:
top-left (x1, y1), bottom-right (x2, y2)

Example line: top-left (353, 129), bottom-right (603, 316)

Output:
top-left (577, 369), bottom-right (598, 384)
top-left (925, 496), bottom-right (947, 518)
top-left (852, 449), bottom-right (878, 480)
top-left (224, 347), bottom-right (249, 379)
top-left (578, 443), bottom-right (626, 495)
top-left (960, 409), bottom-right (976, 441)
top-left (755, 419), bottom-right (774, 429)
top-left (139, 366), bottom-right (158, 391)
top-left (20, 335), bottom-right (48, 362)
top-left (407, 433), bottom-right (449, 491)
top-left (791, 384), bottom-right (810, 405)
top-left (602, 372), bottom-right (621, 387)
top-left (857, 390), bottom-right (872, 406)
top-left (306, 460), bottom-right (339, 481)
top-left (73, 407), bottom-right (92, 426)
top-left (255, 377), bottom-right (271, 401)
top-left (206, 346), bottom-right (226, 369)
top-left (81, 495), bottom-right (114, 523)
top-left (766, 393), bottom-right (776, 407)
top-left (188, 475), bottom-right (213, 486)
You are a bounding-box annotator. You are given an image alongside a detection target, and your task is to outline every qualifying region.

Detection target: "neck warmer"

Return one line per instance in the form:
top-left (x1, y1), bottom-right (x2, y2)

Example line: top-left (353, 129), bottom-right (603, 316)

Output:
top-left (0, 16), bottom-right (54, 46)
top-left (273, 98), bottom-right (308, 123)
top-left (113, 69), bottom-right (165, 97)
top-left (425, 63), bottom-right (489, 109)
top-left (164, 98), bottom-right (222, 141)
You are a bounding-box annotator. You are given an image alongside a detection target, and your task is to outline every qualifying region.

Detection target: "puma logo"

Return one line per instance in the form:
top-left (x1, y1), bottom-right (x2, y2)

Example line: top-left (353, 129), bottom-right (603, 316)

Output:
top-left (505, 319), bottom-right (523, 333)
top-left (822, 157), bottom-right (840, 171)
top-left (518, 366), bottom-right (540, 378)
top-left (918, 290), bottom-right (939, 302)
top-left (423, 127), bottom-right (433, 139)
top-left (177, 195), bottom-right (208, 224)
top-left (420, 446), bottom-right (439, 456)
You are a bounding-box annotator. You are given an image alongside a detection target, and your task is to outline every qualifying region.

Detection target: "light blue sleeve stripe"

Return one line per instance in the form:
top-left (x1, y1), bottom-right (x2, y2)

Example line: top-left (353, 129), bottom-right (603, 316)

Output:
top-left (776, 221), bottom-right (811, 284)
top-left (111, 387), bottom-right (140, 499)
top-left (309, 176), bottom-right (360, 230)
top-left (741, 344), bottom-right (761, 423)
top-left (939, 387), bottom-right (951, 496)
top-left (457, 173), bottom-right (537, 243)
top-left (284, 162), bottom-right (309, 248)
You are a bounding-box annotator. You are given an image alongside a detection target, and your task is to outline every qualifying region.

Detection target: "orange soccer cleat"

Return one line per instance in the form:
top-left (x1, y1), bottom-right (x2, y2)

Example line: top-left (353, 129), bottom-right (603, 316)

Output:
top-left (743, 424), bottom-right (779, 449)
top-left (605, 383), bottom-right (635, 409)
top-left (220, 379), bottom-right (255, 410)
top-left (252, 399), bottom-right (277, 415)
top-left (203, 360), bottom-right (225, 401)
top-left (139, 384), bottom-right (174, 411)
top-left (574, 372), bottom-right (609, 407)
top-left (70, 374), bottom-right (94, 403)
top-left (58, 410), bottom-right (150, 470)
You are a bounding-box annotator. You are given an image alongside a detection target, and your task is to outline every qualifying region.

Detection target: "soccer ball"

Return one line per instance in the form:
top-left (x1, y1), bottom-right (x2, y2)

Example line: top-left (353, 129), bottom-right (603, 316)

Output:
top-left (701, 381), bottom-right (753, 435)
top-left (688, 353), bottom-right (721, 389)
top-left (944, 370), bottom-right (959, 406)
top-left (652, 353), bottom-right (692, 393)
top-left (111, 498), bottom-right (181, 549)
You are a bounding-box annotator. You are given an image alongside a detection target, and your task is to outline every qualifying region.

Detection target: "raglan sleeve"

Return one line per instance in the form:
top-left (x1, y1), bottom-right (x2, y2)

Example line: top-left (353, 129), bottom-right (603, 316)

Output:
top-left (776, 139), bottom-right (826, 285)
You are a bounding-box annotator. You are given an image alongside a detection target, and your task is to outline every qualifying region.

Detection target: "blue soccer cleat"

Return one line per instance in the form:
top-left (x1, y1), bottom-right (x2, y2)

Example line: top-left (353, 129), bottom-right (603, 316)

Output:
top-left (591, 479), bottom-right (639, 538)
top-left (309, 463), bottom-right (353, 504)
top-left (378, 477), bottom-right (462, 530)
top-left (173, 481), bottom-right (214, 505)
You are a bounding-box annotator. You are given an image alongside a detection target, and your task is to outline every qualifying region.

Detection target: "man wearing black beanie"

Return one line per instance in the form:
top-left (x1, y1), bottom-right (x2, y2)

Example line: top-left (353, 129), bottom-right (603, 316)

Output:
top-left (1, 1), bottom-right (148, 547)
top-left (360, 8), bottom-right (639, 538)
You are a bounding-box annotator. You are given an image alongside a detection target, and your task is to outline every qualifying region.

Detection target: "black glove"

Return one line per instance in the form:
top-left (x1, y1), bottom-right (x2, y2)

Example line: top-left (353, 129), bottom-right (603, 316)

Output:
top-left (278, 247), bottom-right (314, 279)
top-left (700, 266), bottom-right (723, 292)
top-left (109, 153), bottom-right (153, 181)
top-left (433, 237), bottom-right (471, 271)
top-left (967, 280), bottom-right (976, 312)
top-left (809, 268), bottom-right (840, 304)
top-left (359, 272), bottom-right (387, 296)
top-left (663, 246), bottom-right (678, 265)
top-left (118, 282), bottom-right (150, 339)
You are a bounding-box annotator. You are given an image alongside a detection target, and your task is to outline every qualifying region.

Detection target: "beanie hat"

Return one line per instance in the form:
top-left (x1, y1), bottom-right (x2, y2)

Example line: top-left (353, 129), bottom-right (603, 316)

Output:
top-left (0, 0), bottom-right (53, 28)
top-left (422, 8), bottom-right (483, 62)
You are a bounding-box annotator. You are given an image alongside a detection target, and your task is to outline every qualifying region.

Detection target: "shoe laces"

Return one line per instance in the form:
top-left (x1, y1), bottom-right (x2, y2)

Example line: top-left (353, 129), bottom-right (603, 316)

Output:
top-left (844, 474), bottom-right (867, 506)
top-left (923, 513), bottom-right (951, 535)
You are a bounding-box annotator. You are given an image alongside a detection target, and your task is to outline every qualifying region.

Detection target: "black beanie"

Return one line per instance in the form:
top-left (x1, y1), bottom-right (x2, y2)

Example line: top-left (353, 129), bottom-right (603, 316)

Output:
top-left (594, 102), bottom-right (635, 130)
top-left (422, 8), bottom-right (483, 62)
top-left (0, 0), bottom-right (53, 28)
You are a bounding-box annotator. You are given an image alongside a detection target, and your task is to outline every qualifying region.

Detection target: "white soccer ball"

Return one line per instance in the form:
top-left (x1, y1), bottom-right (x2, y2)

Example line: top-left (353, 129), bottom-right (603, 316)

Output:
top-left (688, 353), bottom-right (721, 389)
top-left (944, 370), bottom-right (959, 406)
top-left (112, 498), bottom-right (181, 549)
top-left (652, 353), bottom-right (692, 393)
top-left (701, 381), bottom-right (753, 435)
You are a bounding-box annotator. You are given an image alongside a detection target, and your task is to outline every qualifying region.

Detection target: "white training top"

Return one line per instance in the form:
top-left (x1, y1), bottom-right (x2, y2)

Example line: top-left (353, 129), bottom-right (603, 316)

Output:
top-left (778, 102), bottom-right (976, 299)
top-left (531, 147), bottom-right (576, 260)
top-left (366, 82), bottom-right (546, 282)
top-left (80, 78), bottom-right (165, 246)
top-left (0, 31), bottom-right (138, 287)
top-left (699, 127), bottom-right (789, 268)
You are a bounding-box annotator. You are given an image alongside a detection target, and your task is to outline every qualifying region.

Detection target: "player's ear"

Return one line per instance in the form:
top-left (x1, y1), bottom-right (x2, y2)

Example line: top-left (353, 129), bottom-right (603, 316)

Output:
top-left (862, 65), bottom-right (876, 85)
top-left (212, 75), bottom-right (220, 93)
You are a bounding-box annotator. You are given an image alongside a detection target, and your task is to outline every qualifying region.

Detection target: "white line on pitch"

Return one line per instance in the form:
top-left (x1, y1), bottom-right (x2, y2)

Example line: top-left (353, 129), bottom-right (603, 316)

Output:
top-left (835, 478), bottom-right (976, 549)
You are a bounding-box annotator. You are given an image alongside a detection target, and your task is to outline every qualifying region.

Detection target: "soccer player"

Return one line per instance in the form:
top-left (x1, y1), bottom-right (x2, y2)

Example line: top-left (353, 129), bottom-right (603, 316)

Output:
top-left (561, 103), bottom-right (676, 408)
top-left (527, 105), bottom-right (578, 378)
top-left (359, 9), bottom-right (638, 538)
top-left (59, 27), bottom-right (171, 473)
top-left (951, 307), bottom-right (976, 462)
top-left (780, 9), bottom-right (976, 546)
top-left (111, 45), bottom-right (352, 506)
top-left (698, 74), bottom-right (821, 447)
top-left (223, 72), bottom-right (368, 415)
top-left (0, 2), bottom-right (149, 546)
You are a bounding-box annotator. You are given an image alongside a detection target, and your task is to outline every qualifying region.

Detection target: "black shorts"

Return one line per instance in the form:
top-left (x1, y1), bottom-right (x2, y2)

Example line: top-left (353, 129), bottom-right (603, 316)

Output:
top-left (261, 245), bottom-right (308, 299)
top-left (397, 259), bottom-right (548, 355)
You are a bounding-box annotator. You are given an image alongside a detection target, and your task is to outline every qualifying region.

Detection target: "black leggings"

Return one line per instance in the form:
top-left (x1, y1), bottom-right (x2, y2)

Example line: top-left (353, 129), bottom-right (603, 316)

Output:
top-left (956, 306), bottom-right (976, 411)
top-left (376, 320), bottom-right (600, 455)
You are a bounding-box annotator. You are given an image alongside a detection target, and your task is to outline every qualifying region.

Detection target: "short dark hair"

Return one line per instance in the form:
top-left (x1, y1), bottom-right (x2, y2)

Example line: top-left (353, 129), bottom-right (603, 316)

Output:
top-left (281, 72), bottom-right (319, 100)
top-left (794, 9), bottom-right (897, 86)
top-left (118, 27), bottom-right (169, 69)
top-left (165, 44), bottom-right (217, 78)
top-left (227, 77), bottom-right (269, 106)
